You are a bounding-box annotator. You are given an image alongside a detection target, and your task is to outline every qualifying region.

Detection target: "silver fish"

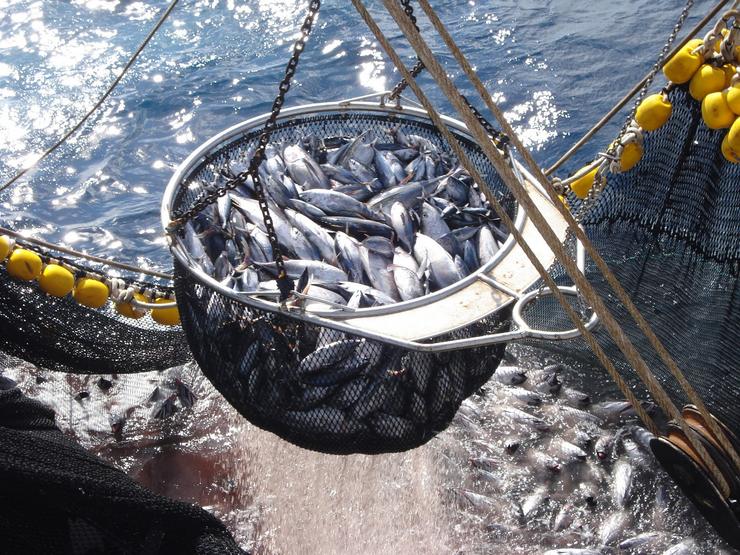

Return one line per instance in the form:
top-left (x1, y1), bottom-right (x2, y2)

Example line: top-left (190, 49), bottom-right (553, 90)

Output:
top-left (599, 510), bottom-right (630, 546)
top-left (297, 339), bottom-right (362, 374)
top-left (333, 232), bottom-right (364, 283)
top-left (618, 532), bottom-right (663, 551)
top-left (492, 365), bottom-right (527, 385)
top-left (359, 246), bottom-right (400, 301)
top-left (389, 201), bottom-right (415, 252)
top-left (285, 208), bottom-right (336, 263)
top-left (283, 144), bottom-right (329, 189)
top-left (413, 233), bottom-right (461, 289)
top-left (477, 225), bottom-right (499, 265)
top-left (611, 458), bottom-right (633, 507)
top-left (300, 189), bottom-right (383, 221)
top-left (256, 260), bottom-right (347, 282)
top-left (420, 202), bottom-right (451, 240)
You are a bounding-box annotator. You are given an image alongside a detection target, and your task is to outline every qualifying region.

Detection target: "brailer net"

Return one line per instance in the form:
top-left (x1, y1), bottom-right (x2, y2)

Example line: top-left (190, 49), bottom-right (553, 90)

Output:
top-left (171, 110), bottom-right (514, 454)
top-left (521, 85), bottom-right (740, 439)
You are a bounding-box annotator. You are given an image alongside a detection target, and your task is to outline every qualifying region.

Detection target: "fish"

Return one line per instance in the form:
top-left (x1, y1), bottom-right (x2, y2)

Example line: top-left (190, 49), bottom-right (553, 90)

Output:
top-left (413, 233), bottom-right (461, 289)
top-left (661, 539), bottom-right (696, 555)
top-left (492, 365), bottom-right (527, 385)
top-left (286, 209), bottom-right (336, 263)
top-left (521, 486), bottom-right (549, 519)
top-left (618, 531), bottom-right (663, 551)
top-left (389, 201), bottom-right (415, 252)
top-left (297, 339), bottom-right (362, 374)
top-left (300, 189), bottom-right (383, 221)
top-left (320, 216), bottom-right (394, 239)
top-left (599, 510), bottom-right (629, 545)
top-left (255, 260), bottom-right (347, 282)
top-left (359, 246), bottom-right (400, 301)
top-left (611, 458), bottom-right (633, 507)
top-left (501, 407), bottom-right (551, 432)
top-left (551, 438), bottom-right (588, 463)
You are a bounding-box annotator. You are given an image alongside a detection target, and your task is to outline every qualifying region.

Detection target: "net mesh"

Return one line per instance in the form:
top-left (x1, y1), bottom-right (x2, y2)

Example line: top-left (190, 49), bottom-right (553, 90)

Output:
top-left (0, 266), bottom-right (190, 375)
top-left (170, 110), bottom-right (515, 454)
top-left (522, 85), bottom-right (740, 436)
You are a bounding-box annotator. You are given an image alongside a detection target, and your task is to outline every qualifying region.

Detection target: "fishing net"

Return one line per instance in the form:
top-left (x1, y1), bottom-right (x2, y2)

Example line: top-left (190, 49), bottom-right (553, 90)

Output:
top-left (521, 84), bottom-right (740, 437)
top-left (0, 264), bottom-right (190, 375)
top-left (170, 109), bottom-right (515, 454)
top-left (0, 383), bottom-right (245, 554)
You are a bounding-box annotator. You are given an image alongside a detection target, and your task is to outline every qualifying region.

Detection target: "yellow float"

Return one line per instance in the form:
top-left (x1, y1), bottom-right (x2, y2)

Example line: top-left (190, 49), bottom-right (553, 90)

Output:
top-left (6, 248), bottom-right (42, 281)
top-left (689, 64), bottom-right (726, 101)
top-left (570, 166), bottom-right (600, 199)
top-left (151, 298), bottom-right (180, 326)
top-left (0, 235), bottom-right (12, 261)
top-left (663, 39), bottom-right (704, 84)
top-left (116, 292), bottom-right (149, 319)
top-left (721, 134), bottom-right (740, 163)
top-left (39, 264), bottom-right (75, 297)
top-left (73, 277), bottom-right (110, 309)
top-left (701, 91), bottom-right (736, 129)
top-left (619, 142), bottom-right (643, 172)
top-left (635, 94), bottom-right (672, 131)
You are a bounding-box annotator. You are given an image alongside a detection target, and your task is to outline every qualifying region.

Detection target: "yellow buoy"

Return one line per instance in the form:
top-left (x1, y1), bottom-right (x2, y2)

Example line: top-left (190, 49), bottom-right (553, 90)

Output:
top-left (701, 91), bottom-right (736, 129)
top-left (663, 39), bottom-right (704, 84)
top-left (151, 298), bottom-right (180, 326)
top-left (39, 264), bottom-right (75, 297)
top-left (116, 292), bottom-right (149, 319)
top-left (73, 277), bottom-right (110, 309)
top-left (6, 248), bottom-right (42, 281)
top-left (728, 117), bottom-right (740, 151)
top-left (689, 64), bottom-right (727, 101)
top-left (619, 142), bottom-right (643, 172)
top-left (635, 93), bottom-right (673, 131)
top-left (727, 83), bottom-right (740, 115)
top-left (0, 235), bottom-right (12, 261)
top-left (721, 134), bottom-right (740, 163)
top-left (569, 166), bottom-right (602, 199)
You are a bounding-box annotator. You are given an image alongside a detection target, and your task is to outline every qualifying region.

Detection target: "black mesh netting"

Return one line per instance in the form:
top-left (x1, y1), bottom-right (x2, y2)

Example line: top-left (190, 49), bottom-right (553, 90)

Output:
top-left (0, 385), bottom-right (245, 554)
top-left (170, 110), bottom-right (514, 454)
top-left (0, 266), bottom-right (190, 374)
top-left (521, 85), bottom-right (740, 436)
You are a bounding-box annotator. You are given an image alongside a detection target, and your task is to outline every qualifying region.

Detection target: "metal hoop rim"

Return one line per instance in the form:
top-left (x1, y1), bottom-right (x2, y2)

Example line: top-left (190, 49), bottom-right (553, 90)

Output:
top-left (161, 96), bottom-right (529, 321)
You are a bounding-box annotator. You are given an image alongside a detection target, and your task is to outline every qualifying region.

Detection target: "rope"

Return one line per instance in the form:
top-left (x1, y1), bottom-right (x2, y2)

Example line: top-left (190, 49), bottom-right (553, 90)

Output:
top-left (0, 0), bottom-right (179, 194)
top-left (413, 0), bottom-right (740, 476)
top-left (0, 226), bottom-right (173, 281)
top-left (350, 0), bottom-right (660, 436)
top-left (544, 0), bottom-right (732, 176)
top-left (376, 0), bottom-right (733, 496)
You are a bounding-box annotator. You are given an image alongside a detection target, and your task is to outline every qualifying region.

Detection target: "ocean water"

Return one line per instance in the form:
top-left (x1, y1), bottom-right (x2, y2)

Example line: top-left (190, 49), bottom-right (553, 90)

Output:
top-left (0, 1), bottom-right (735, 554)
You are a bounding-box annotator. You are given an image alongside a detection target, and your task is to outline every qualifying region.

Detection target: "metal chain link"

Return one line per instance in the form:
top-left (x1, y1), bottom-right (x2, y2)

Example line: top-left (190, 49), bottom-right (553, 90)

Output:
top-left (573, 0), bottom-right (694, 222)
top-left (169, 0), bottom-right (321, 300)
top-left (387, 0), bottom-right (425, 101)
top-left (461, 95), bottom-right (510, 150)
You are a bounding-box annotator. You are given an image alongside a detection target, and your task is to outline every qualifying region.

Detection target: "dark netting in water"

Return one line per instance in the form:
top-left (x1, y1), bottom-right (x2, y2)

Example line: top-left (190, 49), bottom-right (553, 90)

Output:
top-left (521, 85), bottom-right (740, 436)
top-left (171, 110), bottom-right (514, 454)
top-left (0, 266), bottom-right (190, 374)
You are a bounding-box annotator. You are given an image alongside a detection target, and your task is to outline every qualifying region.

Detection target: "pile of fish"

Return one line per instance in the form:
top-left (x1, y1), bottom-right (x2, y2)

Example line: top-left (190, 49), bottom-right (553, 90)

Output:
top-left (442, 352), bottom-right (731, 554)
top-left (183, 126), bottom-right (510, 307)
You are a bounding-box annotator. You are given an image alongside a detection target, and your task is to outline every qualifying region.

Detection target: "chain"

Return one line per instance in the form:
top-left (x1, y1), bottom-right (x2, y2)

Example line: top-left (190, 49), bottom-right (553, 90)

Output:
top-left (169, 0), bottom-right (321, 300)
top-left (461, 95), bottom-right (510, 150)
top-left (387, 0), bottom-right (425, 101)
top-left (572, 0), bottom-right (694, 223)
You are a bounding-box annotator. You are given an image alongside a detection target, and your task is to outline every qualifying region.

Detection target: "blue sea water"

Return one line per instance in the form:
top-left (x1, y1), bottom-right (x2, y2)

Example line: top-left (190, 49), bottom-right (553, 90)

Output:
top-left (0, 0), bottom-right (716, 273)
